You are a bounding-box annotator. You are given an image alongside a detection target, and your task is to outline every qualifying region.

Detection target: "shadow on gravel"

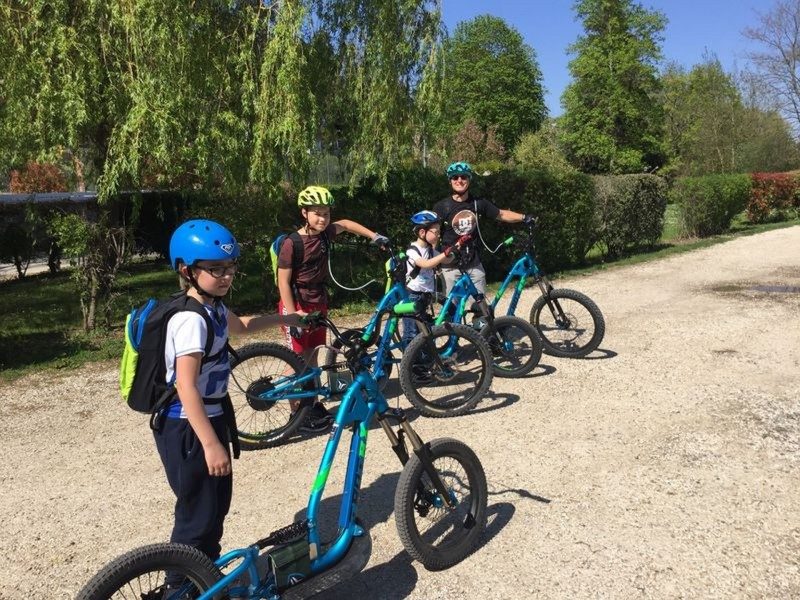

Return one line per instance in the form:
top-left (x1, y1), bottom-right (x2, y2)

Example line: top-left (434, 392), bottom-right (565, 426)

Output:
top-left (580, 348), bottom-right (617, 360)
top-left (290, 472), bottom-right (414, 599)
top-left (488, 485), bottom-right (551, 505)
top-left (528, 362), bottom-right (557, 377)
top-left (304, 501), bottom-right (520, 599)
top-left (472, 392), bottom-right (521, 415)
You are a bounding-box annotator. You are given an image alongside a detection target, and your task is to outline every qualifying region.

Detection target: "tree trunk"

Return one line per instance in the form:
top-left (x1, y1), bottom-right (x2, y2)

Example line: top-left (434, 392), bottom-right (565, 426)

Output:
top-left (86, 274), bottom-right (99, 331)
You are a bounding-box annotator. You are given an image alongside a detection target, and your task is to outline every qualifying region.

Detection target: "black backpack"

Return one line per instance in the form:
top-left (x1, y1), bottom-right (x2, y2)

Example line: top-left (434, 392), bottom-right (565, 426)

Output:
top-left (121, 292), bottom-right (218, 417)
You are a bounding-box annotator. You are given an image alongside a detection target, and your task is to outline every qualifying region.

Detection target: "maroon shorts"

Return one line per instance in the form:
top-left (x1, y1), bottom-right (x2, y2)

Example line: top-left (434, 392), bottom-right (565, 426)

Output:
top-left (278, 299), bottom-right (328, 356)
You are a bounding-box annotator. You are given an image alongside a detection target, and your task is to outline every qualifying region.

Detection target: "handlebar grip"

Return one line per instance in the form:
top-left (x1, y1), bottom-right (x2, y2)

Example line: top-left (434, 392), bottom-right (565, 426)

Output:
top-left (300, 311), bottom-right (324, 327)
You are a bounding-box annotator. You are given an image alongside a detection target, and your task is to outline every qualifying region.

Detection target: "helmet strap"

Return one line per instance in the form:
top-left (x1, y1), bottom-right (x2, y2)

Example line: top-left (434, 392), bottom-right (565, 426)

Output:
top-left (185, 269), bottom-right (224, 303)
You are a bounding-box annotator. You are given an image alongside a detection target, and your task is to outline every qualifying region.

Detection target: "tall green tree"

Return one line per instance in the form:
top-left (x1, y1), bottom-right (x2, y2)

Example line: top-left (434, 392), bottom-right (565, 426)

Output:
top-left (661, 57), bottom-right (800, 175)
top-left (437, 14), bottom-right (546, 152)
top-left (309, 0), bottom-right (445, 184)
top-left (562, 0), bottom-right (666, 174)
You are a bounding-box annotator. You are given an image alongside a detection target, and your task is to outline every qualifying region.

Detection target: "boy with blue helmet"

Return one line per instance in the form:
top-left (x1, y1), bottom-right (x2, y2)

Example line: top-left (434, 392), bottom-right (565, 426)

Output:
top-left (157, 219), bottom-right (302, 593)
top-left (401, 210), bottom-right (459, 345)
top-left (434, 161), bottom-right (535, 295)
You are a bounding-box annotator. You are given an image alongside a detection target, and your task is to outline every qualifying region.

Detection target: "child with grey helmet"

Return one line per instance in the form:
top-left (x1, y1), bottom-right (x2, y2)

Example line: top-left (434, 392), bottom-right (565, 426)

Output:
top-left (157, 219), bottom-right (303, 595)
top-left (433, 161), bottom-right (535, 296)
top-left (276, 185), bottom-right (390, 433)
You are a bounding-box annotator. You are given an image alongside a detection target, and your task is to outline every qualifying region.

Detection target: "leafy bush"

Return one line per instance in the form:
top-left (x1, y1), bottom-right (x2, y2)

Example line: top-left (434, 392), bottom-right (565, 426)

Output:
top-left (671, 174), bottom-right (751, 237)
top-left (480, 168), bottom-right (597, 271)
top-left (9, 161), bottom-right (68, 193)
top-left (747, 172), bottom-right (800, 223)
top-left (512, 125), bottom-right (575, 176)
top-left (593, 174), bottom-right (668, 258)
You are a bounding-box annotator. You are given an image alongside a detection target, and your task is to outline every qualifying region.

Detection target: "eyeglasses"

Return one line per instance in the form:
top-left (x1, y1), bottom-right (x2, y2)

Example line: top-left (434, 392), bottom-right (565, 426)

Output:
top-left (450, 175), bottom-right (470, 182)
top-left (195, 263), bottom-right (238, 278)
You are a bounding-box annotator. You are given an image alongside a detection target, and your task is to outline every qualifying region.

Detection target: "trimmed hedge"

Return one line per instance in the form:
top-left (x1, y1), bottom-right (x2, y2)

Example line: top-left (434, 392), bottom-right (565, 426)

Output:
top-left (671, 174), bottom-right (751, 237)
top-left (593, 174), bottom-right (668, 258)
top-left (481, 169), bottom-right (597, 272)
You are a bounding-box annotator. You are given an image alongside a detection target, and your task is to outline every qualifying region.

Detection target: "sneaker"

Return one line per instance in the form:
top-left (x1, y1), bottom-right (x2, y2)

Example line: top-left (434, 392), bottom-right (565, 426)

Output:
top-left (299, 414), bottom-right (332, 433)
top-left (411, 364), bottom-right (434, 384)
top-left (309, 402), bottom-right (334, 422)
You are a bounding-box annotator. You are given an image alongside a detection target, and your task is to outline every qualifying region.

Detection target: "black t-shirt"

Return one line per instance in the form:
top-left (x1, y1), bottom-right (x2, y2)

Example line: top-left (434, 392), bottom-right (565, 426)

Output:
top-left (433, 195), bottom-right (500, 268)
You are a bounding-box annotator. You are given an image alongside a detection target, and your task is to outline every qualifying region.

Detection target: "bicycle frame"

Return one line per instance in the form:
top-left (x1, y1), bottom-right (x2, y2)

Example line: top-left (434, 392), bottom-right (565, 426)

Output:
top-left (488, 236), bottom-right (554, 317)
top-left (433, 270), bottom-right (484, 327)
top-left (198, 315), bottom-right (454, 599)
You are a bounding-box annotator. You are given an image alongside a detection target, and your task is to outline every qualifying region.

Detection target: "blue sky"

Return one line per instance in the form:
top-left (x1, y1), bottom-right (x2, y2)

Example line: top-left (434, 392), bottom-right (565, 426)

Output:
top-left (441, 0), bottom-right (773, 116)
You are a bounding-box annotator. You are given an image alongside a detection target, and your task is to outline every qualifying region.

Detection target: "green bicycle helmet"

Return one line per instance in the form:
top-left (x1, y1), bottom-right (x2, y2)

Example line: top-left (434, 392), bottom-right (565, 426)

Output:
top-left (298, 185), bottom-right (335, 208)
top-left (446, 161), bottom-right (473, 180)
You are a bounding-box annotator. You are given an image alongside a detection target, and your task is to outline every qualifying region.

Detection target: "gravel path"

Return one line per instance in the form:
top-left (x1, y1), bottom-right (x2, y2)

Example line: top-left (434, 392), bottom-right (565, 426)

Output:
top-left (2, 226), bottom-right (799, 599)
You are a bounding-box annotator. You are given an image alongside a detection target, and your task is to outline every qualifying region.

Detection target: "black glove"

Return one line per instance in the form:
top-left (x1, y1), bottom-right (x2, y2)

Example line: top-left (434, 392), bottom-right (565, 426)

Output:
top-left (522, 214), bottom-right (536, 226)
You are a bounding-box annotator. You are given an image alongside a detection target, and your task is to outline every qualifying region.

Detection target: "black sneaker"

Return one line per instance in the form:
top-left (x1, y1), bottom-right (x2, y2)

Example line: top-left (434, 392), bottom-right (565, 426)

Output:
top-left (309, 402), bottom-right (334, 422)
top-left (299, 414), bottom-right (333, 434)
top-left (411, 364), bottom-right (434, 384)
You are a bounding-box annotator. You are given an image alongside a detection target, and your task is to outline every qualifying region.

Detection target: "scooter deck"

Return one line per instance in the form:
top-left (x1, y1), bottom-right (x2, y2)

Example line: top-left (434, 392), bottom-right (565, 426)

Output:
top-left (282, 527), bottom-right (372, 599)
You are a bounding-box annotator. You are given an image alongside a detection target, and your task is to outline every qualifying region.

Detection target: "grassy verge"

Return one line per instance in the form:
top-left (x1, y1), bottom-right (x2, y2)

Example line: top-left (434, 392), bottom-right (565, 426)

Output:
top-left (2, 215), bottom-right (798, 382)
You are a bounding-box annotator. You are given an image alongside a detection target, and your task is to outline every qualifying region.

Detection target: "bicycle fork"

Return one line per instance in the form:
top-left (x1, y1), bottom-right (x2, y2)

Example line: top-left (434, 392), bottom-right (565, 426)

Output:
top-left (377, 409), bottom-right (456, 509)
top-left (535, 275), bottom-right (571, 327)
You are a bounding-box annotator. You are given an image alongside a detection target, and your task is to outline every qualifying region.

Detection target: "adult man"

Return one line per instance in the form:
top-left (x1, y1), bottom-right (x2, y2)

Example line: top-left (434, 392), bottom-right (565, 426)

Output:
top-left (433, 161), bottom-right (535, 294)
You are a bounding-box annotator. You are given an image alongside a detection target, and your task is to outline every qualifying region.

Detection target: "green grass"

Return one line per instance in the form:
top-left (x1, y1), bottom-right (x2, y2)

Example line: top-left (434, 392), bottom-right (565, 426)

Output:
top-left (661, 203), bottom-right (681, 241)
top-left (3, 215), bottom-right (799, 382)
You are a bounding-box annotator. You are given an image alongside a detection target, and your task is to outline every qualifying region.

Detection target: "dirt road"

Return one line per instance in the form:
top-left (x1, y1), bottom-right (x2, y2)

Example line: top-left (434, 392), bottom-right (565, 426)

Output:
top-left (2, 226), bottom-right (799, 599)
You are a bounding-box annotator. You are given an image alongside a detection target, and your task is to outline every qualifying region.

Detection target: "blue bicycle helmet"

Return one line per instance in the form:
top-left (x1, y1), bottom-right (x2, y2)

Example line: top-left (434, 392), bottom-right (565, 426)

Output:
top-left (410, 210), bottom-right (442, 232)
top-left (169, 219), bottom-right (240, 271)
top-left (446, 161), bottom-right (473, 180)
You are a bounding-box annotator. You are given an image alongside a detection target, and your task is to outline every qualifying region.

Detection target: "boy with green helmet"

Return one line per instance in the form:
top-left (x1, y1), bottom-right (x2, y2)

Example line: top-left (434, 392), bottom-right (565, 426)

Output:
top-left (276, 185), bottom-right (389, 432)
top-left (434, 161), bottom-right (535, 295)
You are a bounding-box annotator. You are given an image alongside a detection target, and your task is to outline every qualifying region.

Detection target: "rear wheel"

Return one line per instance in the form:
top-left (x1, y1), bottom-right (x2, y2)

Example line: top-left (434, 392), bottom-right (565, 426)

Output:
top-left (480, 315), bottom-right (542, 377)
top-left (529, 288), bottom-right (605, 358)
top-left (394, 438), bottom-right (488, 570)
top-left (399, 323), bottom-right (493, 417)
top-left (229, 343), bottom-right (309, 449)
top-left (76, 543), bottom-right (222, 600)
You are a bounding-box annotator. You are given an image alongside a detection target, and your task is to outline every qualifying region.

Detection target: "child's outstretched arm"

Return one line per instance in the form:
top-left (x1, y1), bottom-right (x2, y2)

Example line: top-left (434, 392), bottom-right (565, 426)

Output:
top-left (333, 219), bottom-right (388, 245)
top-left (228, 311), bottom-right (304, 335)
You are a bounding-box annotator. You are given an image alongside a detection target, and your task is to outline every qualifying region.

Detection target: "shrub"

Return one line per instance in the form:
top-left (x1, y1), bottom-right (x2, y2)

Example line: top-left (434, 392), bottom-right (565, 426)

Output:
top-left (481, 168), bottom-right (597, 271)
top-left (747, 172), bottom-right (800, 223)
top-left (593, 174), bottom-right (668, 258)
top-left (9, 161), bottom-right (68, 193)
top-left (671, 174), bottom-right (751, 237)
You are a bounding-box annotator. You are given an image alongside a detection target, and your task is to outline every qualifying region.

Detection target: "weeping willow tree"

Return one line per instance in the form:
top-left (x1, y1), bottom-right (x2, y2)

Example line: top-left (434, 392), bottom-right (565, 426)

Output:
top-left (1, 0), bottom-right (443, 329)
top-left (1, 0), bottom-right (443, 194)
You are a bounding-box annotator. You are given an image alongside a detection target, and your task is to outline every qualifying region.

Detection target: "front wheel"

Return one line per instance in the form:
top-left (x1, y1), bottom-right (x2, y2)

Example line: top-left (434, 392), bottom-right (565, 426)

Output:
top-left (399, 323), bottom-right (493, 418)
top-left (480, 315), bottom-right (543, 377)
top-left (76, 543), bottom-right (222, 600)
top-left (529, 288), bottom-right (605, 358)
top-left (394, 438), bottom-right (488, 570)
top-left (229, 342), bottom-right (309, 449)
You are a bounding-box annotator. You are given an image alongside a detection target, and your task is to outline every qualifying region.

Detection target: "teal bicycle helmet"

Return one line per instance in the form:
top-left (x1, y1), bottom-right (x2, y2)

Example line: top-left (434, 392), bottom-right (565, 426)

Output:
top-left (446, 161), bottom-right (474, 180)
top-left (169, 219), bottom-right (240, 271)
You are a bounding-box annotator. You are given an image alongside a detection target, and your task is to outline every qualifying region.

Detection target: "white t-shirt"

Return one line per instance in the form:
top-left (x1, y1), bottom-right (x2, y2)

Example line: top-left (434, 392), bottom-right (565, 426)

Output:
top-left (164, 302), bottom-right (230, 418)
top-left (406, 243), bottom-right (439, 293)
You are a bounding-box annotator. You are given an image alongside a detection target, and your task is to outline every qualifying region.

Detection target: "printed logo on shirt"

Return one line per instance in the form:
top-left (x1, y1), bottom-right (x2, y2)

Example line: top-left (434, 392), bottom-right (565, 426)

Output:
top-left (452, 209), bottom-right (477, 236)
